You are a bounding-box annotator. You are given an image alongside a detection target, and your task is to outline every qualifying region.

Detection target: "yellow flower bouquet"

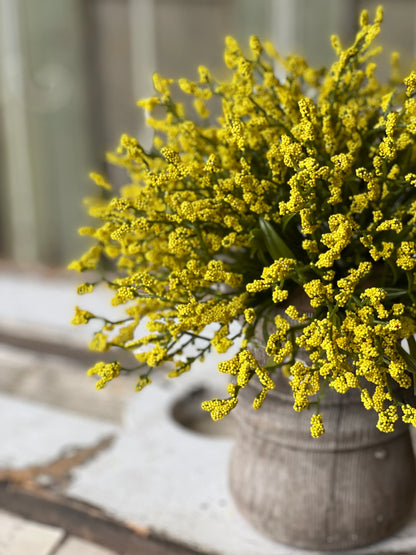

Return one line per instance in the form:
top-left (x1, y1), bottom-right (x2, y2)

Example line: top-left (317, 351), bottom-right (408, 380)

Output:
top-left (71, 7), bottom-right (416, 438)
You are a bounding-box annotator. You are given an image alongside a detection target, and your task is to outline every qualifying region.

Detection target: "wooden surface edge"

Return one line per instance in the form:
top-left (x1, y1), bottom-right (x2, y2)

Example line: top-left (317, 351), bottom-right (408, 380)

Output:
top-left (0, 480), bottom-right (207, 555)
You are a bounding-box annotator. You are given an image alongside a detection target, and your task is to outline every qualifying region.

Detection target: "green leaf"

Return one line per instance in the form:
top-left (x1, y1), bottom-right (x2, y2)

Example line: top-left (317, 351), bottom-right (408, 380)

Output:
top-left (407, 335), bottom-right (416, 359)
top-left (281, 213), bottom-right (298, 234)
top-left (384, 288), bottom-right (408, 298)
top-left (259, 217), bottom-right (295, 260)
top-left (397, 343), bottom-right (416, 374)
top-left (385, 259), bottom-right (399, 285)
top-left (248, 228), bottom-right (269, 265)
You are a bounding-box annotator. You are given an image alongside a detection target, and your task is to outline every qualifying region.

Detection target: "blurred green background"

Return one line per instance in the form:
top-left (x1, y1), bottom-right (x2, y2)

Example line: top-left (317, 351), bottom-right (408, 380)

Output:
top-left (0, 0), bottom-right (414, 267)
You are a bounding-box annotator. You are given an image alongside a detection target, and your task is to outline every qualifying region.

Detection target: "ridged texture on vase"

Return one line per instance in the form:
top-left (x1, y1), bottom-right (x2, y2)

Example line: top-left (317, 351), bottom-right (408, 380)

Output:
top-left (229, 373), bottom-right (416, 550)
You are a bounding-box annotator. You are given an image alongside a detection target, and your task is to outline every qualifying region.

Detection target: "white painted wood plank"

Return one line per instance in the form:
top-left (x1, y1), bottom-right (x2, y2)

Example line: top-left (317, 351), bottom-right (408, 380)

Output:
top-left (0, 510), bottom-right (64, 555)
top-left (55, 536), bottom-right (116, 555)
top-left (0, 392), bottom-right (117, 470)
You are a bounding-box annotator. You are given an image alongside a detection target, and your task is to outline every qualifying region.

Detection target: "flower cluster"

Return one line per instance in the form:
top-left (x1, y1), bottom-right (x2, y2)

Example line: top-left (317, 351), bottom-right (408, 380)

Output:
top-left (71, 6), bottom-right (416, 436)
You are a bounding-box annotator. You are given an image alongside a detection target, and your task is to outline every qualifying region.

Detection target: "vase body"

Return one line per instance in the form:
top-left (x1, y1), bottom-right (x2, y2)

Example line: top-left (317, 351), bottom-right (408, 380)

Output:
top-left (229, 372), bottom-right (416, 550)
